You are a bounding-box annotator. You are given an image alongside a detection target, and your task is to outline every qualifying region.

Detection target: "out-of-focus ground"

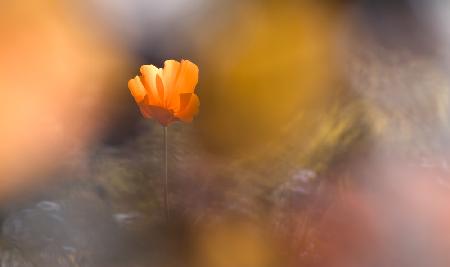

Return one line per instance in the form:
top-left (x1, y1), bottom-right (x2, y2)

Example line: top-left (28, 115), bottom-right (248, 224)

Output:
top-left (1, 0), bottom-right (450, 266)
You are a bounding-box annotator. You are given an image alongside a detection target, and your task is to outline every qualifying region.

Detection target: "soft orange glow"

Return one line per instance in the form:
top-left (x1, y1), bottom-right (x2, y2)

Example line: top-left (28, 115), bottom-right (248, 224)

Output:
top-left (0, 1), bottom-right (125, 201)
top-left (128, 60), bottom-right (200, 126)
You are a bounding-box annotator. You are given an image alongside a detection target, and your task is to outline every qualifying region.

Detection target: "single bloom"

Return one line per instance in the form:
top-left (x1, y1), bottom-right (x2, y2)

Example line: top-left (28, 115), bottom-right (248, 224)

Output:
top-left (128, 59), bottom-right (200, 126)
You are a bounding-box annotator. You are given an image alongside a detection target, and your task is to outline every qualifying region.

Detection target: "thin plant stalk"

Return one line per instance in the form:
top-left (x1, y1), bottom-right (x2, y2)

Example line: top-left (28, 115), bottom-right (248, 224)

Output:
top-left (163, 126), bottom-right (169, 220)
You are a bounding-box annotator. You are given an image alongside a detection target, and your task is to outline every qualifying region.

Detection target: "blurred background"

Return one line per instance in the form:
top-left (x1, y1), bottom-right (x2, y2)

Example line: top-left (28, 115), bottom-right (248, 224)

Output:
top-left (1, 0), bottom-right (450, 266)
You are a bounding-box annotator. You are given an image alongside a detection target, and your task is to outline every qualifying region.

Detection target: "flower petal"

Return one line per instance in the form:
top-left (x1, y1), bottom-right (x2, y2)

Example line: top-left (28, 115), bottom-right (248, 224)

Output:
top-left (156, 74), bottom-right (165, 103)
top-left (128, 76), bottom-right (146, 103)
top-left (162, 60), bottom-right (181, 108)
top-left (176, 93), bottom-right (199, 122)
top-left (178, 93), bottom-right (192, 112)
top-left (174, 60), bottom-right (199, 94)
top-left (140, 65), bottom-right (163, 106)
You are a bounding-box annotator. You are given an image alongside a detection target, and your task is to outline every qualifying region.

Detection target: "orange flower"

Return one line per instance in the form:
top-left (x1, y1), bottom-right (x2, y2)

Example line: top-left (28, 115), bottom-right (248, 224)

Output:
top-left (128, 59), bottom-right (200, 126)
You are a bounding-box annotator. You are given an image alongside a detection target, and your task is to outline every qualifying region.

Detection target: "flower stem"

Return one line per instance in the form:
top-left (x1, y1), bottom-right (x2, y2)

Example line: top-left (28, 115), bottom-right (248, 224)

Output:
top-left (163, 126), bottom-right (169, 221)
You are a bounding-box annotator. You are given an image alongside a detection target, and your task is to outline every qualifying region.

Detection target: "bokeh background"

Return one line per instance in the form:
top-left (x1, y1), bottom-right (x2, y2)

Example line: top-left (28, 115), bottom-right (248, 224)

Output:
top-left (1, 0), bottom-right (450, 266)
